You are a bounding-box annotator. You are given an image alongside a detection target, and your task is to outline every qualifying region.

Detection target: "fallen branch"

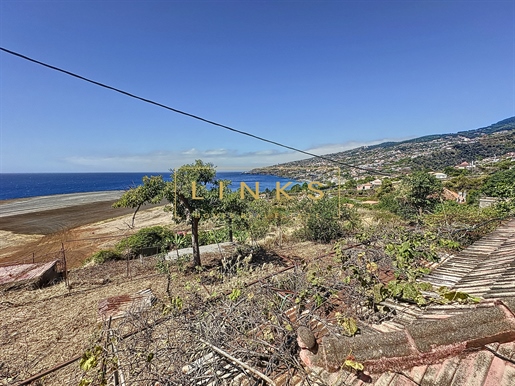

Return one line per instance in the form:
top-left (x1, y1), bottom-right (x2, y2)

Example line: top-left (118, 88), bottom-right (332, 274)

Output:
top-left (198, 338), bottom-right (276, 386)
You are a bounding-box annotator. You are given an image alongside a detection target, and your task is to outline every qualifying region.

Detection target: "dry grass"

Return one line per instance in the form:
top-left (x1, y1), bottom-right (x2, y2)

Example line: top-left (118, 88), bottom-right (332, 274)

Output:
top-left (0, 197), bottom-right (337, 385)
top-left (0, 240), bottom-right (332, 385)
top-left (0, 231), bottom-right (43, 255)
top-left (0, 257), bottom-right (168, 384)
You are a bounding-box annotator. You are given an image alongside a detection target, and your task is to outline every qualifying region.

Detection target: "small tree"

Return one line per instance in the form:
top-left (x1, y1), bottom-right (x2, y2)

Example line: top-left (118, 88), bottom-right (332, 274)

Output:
top-left (164, 160), bottom-right (220, 267)
top-left (114, 160), bottom-right (224, 268)
top-left (113, 175), bottom-right (166, 228)
top-left (403, 171), bottom-right (443, 215)
top-left (377, 178), bottom-right (394, 198)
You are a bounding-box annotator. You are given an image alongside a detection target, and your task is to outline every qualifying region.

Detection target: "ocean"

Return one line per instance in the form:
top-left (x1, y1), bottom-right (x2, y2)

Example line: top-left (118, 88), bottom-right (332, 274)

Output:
top-left (0, 172), bottom-right (299, 201)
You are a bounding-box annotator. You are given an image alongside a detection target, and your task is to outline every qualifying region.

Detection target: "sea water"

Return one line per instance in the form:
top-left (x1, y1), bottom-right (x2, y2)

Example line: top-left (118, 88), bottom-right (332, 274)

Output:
top-left (0, 172), bottom-right (298, 201)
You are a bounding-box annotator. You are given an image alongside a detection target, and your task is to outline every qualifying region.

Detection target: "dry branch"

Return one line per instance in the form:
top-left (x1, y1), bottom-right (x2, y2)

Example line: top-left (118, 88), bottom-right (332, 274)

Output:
top-left (198, 338), bottom-right (276, 386)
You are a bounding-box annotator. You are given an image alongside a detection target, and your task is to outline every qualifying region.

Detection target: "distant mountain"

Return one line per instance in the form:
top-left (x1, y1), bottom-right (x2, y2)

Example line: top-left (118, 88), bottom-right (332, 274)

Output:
top-left (249, 117), bottom-right (515, 181)
top-left (369, 117), bottom-right (515, 149)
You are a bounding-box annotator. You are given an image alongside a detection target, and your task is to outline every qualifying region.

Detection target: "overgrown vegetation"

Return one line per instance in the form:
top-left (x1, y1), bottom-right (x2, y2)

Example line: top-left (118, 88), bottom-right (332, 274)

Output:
top-left (85, 226), bottom-right (175, 265)
top-left (84, 249), bottom-right (123, 265)
top-left (115, 225), bottom-right (175, 257)
top-left (296, 196), bottom-right (356, 243)
top-left (75, 155), bottom-right (515, 384)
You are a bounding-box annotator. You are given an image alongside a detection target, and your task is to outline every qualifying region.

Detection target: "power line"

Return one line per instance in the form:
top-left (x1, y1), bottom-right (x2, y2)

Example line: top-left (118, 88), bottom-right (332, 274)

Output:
top-left (0, 47), bottom-right (388, 176)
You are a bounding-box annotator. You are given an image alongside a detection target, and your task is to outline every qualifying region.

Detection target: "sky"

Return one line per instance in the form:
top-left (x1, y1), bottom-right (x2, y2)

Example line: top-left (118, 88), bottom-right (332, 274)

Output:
top-left (0, 1), bottom-right (514, 173)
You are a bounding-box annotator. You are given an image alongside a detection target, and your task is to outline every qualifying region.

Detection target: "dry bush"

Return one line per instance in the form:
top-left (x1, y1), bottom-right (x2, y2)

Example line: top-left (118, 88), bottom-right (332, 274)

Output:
top-left (76, 264), bottom-right (324, 385)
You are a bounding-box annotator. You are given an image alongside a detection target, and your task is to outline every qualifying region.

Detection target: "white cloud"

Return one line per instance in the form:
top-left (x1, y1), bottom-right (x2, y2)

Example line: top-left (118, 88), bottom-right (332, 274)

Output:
top-left (204, 149), bottom-right (230, 156)
top-left (181, 148), bottom-right (198, 155)
top-left (63, 136), bottom-right (410, 172)
top-left (305, 137), bottom-right (413, 156)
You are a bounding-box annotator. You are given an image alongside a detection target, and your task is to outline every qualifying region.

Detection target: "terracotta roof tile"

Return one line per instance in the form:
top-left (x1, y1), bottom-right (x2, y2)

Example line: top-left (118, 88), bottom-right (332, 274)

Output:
top-left (296, 218), bottom-right (515, 385)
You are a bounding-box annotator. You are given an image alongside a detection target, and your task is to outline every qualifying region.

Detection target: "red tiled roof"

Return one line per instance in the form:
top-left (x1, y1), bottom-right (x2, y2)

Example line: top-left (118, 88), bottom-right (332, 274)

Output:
top-left (297, 218), bottom-right (515, 385)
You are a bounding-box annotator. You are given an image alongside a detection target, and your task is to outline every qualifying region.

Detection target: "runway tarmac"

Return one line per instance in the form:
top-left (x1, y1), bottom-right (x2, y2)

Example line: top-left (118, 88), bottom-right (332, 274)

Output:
top-left (0, 191), bottom-right (124, 217)
top-left (0, 191), bottom-right (138, 235)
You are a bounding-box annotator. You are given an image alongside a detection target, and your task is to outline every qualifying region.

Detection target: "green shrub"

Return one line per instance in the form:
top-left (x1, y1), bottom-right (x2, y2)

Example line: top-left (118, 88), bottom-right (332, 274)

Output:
top-left (300, 197), bottom-right (346, 243)
top-left (116, 226), bottom-right (175, 257)
top-left (85, 249), bottom-right (123, 265)
top-left (244, 200), bottom-right (273, 241)
top-left (233, 229), bottom-right (249, 243)
top-left (169, 232), bottom-right (192, 250)
top-left (378, 192), bottom-right (417, 219)
top-left (482, 168), bottom-right (515, 198)
top-left (197, 228), bottom-right (229, 246)
top-left (423, 201), bottom-right (508, 246)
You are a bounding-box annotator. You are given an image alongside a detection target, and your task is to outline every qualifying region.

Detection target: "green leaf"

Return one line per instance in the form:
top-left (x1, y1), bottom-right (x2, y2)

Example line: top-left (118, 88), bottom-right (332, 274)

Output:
top-left (344, 359), bottom-right (364, 371)
top-left (80, 349), bottom-right (99, 371)
top-left (387, 280), bottom-right (403, 298)
top-left (437, 287), bottom-right (481, 304)
top-left (228, 288), bottom-right (241, 301)
top-left (373, 283), bottom-right (386, 303)
top-left (415, 295), bottom-right (427, 306)
top-left (341, 317), bottom-right (358, 337)
top-left (401, 282), bottom-right (419, 300)
top-left (419, 281), bottom-right (433, 291)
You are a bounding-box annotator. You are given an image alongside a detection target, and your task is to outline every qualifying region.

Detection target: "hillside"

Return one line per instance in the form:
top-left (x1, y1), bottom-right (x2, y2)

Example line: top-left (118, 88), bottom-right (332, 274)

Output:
top-left (249, 117), bottom-right (515, 181)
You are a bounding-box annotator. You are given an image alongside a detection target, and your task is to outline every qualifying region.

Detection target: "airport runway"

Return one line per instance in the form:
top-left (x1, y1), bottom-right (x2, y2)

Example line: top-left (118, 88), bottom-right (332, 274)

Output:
top-left (0, 191), bottom-right (124, 217)
top-left (0, 191), bottom-right (137, 235)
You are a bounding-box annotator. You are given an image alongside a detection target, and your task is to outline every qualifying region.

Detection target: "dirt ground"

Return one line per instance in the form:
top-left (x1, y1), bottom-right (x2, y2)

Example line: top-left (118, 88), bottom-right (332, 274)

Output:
top-left (0, 242), bottom-right (332, 385)
top-left (0, 193), bottom-right (335, 385)
top-left (0, 194), bottom-right (173, 268)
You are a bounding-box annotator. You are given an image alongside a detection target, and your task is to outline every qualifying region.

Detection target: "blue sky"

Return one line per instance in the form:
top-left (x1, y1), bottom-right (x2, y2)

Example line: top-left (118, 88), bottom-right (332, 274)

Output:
top-left (1, 1), bottom-right (514, 172)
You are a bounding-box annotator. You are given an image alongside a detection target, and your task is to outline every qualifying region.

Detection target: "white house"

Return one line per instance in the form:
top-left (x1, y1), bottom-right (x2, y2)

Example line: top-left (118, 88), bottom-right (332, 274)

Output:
top-left (356, 183), bottom-right (373, 191)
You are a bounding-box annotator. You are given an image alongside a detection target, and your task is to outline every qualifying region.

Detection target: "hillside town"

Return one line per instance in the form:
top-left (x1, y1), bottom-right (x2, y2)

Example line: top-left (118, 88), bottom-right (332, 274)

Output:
top-left (249, 119), bottom-right (515, 200)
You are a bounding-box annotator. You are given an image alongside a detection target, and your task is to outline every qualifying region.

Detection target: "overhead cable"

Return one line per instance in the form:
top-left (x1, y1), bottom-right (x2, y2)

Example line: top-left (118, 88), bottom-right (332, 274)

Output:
top-left (0, 47), bottom-right (388, 175)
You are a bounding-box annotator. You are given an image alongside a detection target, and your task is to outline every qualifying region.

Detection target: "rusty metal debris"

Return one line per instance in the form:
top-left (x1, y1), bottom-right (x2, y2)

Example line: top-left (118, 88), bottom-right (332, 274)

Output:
top-left (98, 288), bottom-right (156, 322)
top-left (0, 260), bottom-right (61, 287)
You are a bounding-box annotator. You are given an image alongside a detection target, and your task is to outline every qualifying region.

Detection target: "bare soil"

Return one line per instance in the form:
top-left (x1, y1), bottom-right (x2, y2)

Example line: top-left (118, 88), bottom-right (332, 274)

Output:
top-left (0, 196), bottom-right (171, 268)
top-left (0, 193), bottom-right (334, 385)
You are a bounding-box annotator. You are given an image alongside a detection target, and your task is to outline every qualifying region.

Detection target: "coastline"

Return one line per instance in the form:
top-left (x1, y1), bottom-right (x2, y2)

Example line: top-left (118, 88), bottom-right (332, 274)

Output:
top-left (0, 191), bottom-right (171, 268)
top-left (0, 191), bottom-right (125, 217)
top-left (0, 191), bottom-right (132, 235)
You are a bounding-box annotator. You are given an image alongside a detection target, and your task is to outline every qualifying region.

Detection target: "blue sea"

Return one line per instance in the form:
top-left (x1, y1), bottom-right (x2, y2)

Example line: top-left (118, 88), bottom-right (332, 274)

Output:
top-left (0, 172), bottom-right (299, 201)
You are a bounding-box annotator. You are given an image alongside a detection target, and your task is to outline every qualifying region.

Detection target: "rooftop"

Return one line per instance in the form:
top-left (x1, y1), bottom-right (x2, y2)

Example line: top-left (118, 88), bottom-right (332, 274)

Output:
top-left (298, 218), bottom-right (515, 385)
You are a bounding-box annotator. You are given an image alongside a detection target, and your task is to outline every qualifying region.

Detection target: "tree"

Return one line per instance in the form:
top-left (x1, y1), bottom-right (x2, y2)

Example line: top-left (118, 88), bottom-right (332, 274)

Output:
top-left (163, 160), bottom-right (221, 267)
top-left (113, 175), bottom-right (166, 228)
top-left (344, 179), bottom-right (357, 191)
top-left (403, 171), bottom-right (443, 215)
top-left (114, 160), bottom-right (223, 268)
top-left (481, 168), bottom-right (515, 199)
top-left (377, 178), bottom-right (394, 198)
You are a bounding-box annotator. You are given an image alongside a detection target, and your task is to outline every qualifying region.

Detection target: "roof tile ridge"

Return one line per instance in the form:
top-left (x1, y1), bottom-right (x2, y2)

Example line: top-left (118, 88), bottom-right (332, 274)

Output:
top-left (297, 297), bottom-right (515, 376)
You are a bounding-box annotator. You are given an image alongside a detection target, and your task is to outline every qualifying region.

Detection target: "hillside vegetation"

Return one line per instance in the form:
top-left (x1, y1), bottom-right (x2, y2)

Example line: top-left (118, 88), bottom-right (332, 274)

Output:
top-left (249, 116), bottom-right (515, 181)
top-left (3, 118), bottom-right (515, 385)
